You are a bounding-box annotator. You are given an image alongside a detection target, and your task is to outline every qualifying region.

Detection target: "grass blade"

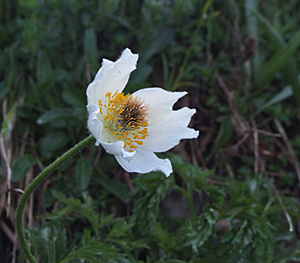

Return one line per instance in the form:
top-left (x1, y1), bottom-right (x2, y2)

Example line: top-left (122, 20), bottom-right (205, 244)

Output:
top-left (247, 5), bottom-right (300, 108)
top-left (245, 0), bottom-right (261, 77)
top-left (255, 30), bottom-right (300, 92)
top-left (251, 85), bottom-right (293, 119)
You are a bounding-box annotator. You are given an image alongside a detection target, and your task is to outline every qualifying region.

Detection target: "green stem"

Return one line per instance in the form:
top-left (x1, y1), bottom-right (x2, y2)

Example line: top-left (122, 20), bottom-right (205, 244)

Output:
top-left (16, 135), bottom-right (94, 263)
top-left (174, 185), bottom-right (197, 228)
top-left (171, 0), bottom-right (212, 91)
top-left (186, 188), bottom-right (197, 229)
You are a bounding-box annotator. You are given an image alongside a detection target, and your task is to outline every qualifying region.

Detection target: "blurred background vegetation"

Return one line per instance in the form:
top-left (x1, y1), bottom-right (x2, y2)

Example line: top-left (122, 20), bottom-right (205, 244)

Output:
top-left (1, 0), bottom-right (300, 262)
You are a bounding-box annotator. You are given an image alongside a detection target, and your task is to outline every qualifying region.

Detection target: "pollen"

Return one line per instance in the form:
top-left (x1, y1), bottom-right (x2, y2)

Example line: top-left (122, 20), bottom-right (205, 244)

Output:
top-left (99, 90), bottom-right (149, 150)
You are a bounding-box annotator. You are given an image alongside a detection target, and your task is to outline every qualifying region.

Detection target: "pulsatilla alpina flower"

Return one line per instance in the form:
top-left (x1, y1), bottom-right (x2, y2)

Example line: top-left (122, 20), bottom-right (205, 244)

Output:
top-left (87, 48), bottom-right (199, 176)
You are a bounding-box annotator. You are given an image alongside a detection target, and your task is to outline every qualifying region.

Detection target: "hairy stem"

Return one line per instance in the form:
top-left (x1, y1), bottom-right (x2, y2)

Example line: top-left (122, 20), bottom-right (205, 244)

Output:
top-left (16, 135), bottom-right (94, 263)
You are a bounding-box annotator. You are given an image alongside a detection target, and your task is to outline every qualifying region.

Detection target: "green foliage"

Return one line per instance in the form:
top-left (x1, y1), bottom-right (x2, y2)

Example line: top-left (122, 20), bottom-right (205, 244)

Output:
top-left (187, 206), bottom-right (217, 253)
top-left (130, 173), bottom-right (174, 230)
top-left (1, 104), bottom-right (16, 143)
top-left (29, 163), bottom-right (300, 263)
top-left (2, 0), bottom-right (300, 262)
top-left (28, 223), bottom-right (131, 263)
top-left (75, 158), bottom-right (92, 191)
top-left (11, 155), bottom-right (36, 182)
top-left (247, 5), bottom-right (300, 107)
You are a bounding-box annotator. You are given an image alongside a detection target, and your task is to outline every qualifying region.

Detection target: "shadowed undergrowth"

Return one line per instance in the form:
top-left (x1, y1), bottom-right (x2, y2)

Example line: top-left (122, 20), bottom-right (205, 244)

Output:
top-left (1, 0), bottom-right (300, 262)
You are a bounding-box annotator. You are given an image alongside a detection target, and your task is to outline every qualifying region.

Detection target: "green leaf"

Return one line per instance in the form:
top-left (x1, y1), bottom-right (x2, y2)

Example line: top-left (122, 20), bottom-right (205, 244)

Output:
top-left (1, 104), bottom-right (16, 143)
top-left (169, 153), bottom-right (215, 190)
top-left (36, 70), bottom-right (68, 92)
top-left (0, 82), bottom-right (8, 104)
top-left (62, 89), bottom-right (86, 108)
top-left (246, 5), bottom-right (283, 48)
top-left (59, 242), bottom-right (130, 263)
top-left (37, 107), bottom-right (85, 125)
top-left (252, 85), bottom-right (293, 118)
top-left (256, 30), bottom-right (300, 90)
top-left (98, 177), bottom-right (130, 203)
top-left (139, 27), bottom-right (174, 63)
top-left (106, 220), bottom-right (133, 239)
top-left (40, 131), bottom-right (70, 157)
top-left (36, 50), bottom-right (52, 83)
top-left (245, 0), bottom-right (261, 78)
top-left (247, 5), bottom-right (300, 108)
top-left (188, 206), bottom-right (217, 253)
top-left (29, 224), bottom-right (68, 263)
top-left (131, 173), bottom-right (171, 229)
top-left (76, 158), bottom-right (92, 191)
top-left (84, 28), bottom-right (98, 74)
top-left (154, 223), bottom-right (171, 248)
top-left (208, 115), bottom-right (233, 159)
top-left (11, 155), bottom-right (36, 182)
top-left (245, 0), bottom-right (259, 40)
top-left (203, 0), bottom-right (214, 17)
top-left (130, 63), bottom-right (152, 83)
top-left (98, 214), bottom-right (115, 228)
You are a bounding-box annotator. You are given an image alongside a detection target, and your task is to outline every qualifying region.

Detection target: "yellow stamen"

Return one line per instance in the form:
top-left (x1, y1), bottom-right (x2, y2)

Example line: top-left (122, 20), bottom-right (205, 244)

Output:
top-left (98, 90), bottom-right (149, 150)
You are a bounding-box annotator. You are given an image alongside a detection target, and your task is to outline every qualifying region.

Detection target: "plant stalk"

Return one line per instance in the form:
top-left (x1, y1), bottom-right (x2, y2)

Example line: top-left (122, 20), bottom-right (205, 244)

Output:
top-left (16, 135), bottom-right (94, 263)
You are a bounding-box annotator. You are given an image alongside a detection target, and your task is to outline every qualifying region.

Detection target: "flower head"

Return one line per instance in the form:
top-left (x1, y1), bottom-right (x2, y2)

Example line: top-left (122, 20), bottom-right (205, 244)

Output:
top-left (87, 48), bottom-right (199, 176)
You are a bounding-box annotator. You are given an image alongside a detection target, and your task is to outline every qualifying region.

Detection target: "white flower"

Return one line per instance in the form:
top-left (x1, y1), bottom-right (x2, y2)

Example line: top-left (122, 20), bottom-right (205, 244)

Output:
top-left (87, 48), bottom-right (199, 176)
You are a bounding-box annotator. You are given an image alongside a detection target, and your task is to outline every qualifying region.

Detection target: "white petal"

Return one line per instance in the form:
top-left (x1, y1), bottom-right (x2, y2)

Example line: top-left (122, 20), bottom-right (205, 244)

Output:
top-left (115, 150), bottom-right (172, 176)
top-left (100, 141), bottom-right (136, 159)
top-left (87, 104), bottom-right (103, 146)
top-left (87, 104), bottom-right (136, 158)
top-left (132, 87), bottom-right (187, 124)
top-left (141, 107), bottom-right (199, 152)
top-left (86, 48), bottom-right (139, 105)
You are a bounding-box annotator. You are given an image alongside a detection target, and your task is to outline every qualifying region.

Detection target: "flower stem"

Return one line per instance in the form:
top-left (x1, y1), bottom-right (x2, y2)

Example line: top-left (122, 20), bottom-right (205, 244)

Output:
top-left (16, 135), bottom-right (94, 263)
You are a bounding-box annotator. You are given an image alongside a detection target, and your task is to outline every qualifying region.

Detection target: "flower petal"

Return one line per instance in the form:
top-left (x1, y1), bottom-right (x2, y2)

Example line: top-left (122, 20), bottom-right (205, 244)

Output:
top-left (87, 104), bottom-right (136, 158)
top-left (87, 104), bottom-right (103, 146)
top-left (115, 150), bottom-right (172, 176)
top-left (86, 48), bottom-right (139, 105)
top-left (86, 49), bottom-right (199, 177)
top-left (100, 141), bottom-right (136, 159)
top-left (132, 87), bottom-right (187, 124)
top-left (141, 107), bottom-right (199, 152)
